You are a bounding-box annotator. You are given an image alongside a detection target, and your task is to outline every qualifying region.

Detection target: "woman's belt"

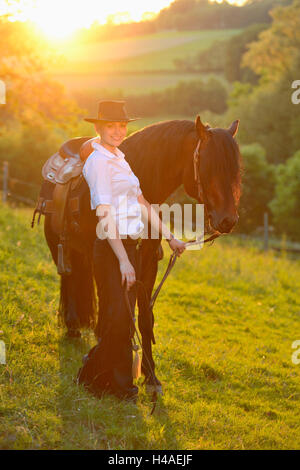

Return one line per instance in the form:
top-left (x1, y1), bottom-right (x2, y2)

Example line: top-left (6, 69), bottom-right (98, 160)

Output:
top-left (95, 235), bottom-right (142, 248)
top-left (121, 236), bottom-right (142, 247)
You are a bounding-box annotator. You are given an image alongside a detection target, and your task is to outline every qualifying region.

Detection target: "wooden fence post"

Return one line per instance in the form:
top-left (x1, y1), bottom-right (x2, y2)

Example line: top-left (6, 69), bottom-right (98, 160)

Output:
top-left (264, 212), bottom-right (269, 251)
top-left (2, 161), bottom-right (8, 203)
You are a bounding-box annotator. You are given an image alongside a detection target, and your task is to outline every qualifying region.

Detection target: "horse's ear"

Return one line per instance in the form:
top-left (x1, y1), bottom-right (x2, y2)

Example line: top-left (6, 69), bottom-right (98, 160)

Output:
top-left (195, 115), bottom-right (209, 141)
top-left (228, 119), bottom-right (240, 137)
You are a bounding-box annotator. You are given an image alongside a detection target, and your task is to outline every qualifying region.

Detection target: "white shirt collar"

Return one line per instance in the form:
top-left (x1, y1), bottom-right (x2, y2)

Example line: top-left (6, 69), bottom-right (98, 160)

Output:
top-left (92, 141), bottom-right (125, 160)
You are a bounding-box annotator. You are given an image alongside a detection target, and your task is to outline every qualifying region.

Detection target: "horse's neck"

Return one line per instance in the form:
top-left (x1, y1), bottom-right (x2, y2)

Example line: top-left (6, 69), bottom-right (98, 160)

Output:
top-left (127, 130), bottom-right (192, 204)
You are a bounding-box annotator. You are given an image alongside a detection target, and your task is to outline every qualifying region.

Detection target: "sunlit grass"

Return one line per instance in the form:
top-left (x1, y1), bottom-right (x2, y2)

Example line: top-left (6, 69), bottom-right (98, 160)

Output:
top-left (0, 203), bottom-right (299, 449)
top-left (52, 29), bottom-right (241, 74)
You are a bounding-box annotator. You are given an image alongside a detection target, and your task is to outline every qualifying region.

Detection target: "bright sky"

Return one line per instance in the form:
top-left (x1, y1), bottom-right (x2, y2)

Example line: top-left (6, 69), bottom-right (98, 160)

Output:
top-left (0, 0), bottom-right (175, 38)
top-left (0, 0), bottom-right (245, 39)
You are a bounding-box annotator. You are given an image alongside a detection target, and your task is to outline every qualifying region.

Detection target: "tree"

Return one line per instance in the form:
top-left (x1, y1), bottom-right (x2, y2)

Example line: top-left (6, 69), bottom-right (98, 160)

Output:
top-left (226, 54), bottom-right (300, 163)
top-left (269, 150), bottom-right (300, 240)
top-left (225, 23), bottom-right (267, 83)
top-left (237, 143), bottom-right (276, 233)
top-left (242, 0), bottom-right (300, 82)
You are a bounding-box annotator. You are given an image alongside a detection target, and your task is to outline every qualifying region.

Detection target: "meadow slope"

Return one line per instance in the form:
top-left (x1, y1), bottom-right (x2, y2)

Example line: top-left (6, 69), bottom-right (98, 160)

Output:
top-left (0, 203), bottom-right (300, 450)
top-left (52, 29), bottom-right (239, 99)
top-left (54, 29), bottom-right (241, 74)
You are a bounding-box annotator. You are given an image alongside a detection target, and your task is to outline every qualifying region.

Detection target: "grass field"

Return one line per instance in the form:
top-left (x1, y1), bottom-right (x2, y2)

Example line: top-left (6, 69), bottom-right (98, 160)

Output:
top-left (51, 29), bottom-right (239, 100)
top-left (1, 202), bottom-right (300, 450)
top-left (54, 29), bottom-right (241, 74)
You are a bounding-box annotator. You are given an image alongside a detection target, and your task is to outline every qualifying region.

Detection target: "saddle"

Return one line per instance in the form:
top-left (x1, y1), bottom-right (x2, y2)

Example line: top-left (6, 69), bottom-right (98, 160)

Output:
top-left (32, 136), bottom-right (98, 275)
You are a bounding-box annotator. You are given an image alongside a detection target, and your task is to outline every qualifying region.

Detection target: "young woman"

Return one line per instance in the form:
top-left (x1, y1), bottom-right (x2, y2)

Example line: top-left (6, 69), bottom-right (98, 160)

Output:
top-left (77, 100), bottom-right (186, 401)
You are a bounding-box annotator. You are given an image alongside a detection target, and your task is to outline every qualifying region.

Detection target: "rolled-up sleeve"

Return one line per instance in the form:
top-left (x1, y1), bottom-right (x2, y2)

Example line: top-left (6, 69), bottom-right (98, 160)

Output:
top-left (83, 154), bottom-right (113, 209)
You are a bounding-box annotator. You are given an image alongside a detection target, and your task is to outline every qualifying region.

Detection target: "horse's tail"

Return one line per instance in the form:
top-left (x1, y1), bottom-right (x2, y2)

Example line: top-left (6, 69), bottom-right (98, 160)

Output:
top-left (44, 212), bottom-right (98, 332)
top-left (58, 248), bottom-right (97, 331)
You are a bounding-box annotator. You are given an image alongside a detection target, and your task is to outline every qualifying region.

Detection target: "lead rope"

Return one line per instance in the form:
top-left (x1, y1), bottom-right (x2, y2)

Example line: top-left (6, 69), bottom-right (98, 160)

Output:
top-left (124, 279), bottom-right (161, 415)
top-left (123, 230), bottom-right (220, 415)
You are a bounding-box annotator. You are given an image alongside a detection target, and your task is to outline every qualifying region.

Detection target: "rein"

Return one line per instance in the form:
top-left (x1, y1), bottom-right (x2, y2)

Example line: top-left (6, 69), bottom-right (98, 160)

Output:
top-left (123, 232), bottom-right (219, 415)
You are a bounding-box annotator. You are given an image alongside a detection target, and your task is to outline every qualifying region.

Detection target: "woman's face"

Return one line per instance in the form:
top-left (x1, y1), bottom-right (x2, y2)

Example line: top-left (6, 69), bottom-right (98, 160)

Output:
top-left (96, 121), bottom-right (128, 148)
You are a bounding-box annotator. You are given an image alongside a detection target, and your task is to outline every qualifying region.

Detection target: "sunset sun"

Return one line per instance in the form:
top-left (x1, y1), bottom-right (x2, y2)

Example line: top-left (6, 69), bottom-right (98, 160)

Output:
top-left (2, 0), bottom-right (175, 40)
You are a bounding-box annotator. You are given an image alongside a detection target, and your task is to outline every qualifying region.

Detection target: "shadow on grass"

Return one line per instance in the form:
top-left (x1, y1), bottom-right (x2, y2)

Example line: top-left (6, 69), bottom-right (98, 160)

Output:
top-left (58, 332), bottom-right (180, 450)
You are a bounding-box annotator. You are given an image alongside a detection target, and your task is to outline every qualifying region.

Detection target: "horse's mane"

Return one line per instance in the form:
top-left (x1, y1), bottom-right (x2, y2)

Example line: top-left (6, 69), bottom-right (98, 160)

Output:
top-left (120, 119), bottom-right (242, 204)
top-left (120, 119), bottom-right (195, 168)
top-left (202, 128), bottom-right (242, 202)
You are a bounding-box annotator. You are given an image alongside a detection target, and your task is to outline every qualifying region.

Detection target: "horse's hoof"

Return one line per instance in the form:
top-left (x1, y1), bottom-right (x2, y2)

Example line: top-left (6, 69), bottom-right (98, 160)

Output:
top-left (66, 329), bottom-right (81, 338)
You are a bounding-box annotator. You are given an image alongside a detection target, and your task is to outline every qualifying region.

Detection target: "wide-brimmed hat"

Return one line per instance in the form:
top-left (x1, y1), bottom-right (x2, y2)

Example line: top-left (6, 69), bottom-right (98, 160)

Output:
top-left (84, 100), bottom-right (140, 123)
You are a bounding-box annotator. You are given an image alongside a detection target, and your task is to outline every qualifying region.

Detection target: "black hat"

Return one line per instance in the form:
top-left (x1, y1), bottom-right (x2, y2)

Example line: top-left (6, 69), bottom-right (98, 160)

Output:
top-left (84, 100), bottom-right (140, 123)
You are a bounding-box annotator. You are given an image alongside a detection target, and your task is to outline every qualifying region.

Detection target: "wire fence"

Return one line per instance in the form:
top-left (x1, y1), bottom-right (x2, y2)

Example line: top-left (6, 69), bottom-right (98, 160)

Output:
top-left (0, 160), bottom-right (40, 206)
top-left (1, 161), bottom-right (300, 255)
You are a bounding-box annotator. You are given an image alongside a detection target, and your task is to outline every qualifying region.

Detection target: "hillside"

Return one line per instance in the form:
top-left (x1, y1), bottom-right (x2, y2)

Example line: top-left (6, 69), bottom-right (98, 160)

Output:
top-left (54, 29), bottom-right (241, 74)
top-left (0, 202), bottom-right (300, 449)
top-left (52, 29), bottom-right (240, 97)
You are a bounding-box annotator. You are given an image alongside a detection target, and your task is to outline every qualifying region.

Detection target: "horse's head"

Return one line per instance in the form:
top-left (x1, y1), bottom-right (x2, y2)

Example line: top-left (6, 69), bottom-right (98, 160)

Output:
top-left (183, 116), bottom-right (242, 234)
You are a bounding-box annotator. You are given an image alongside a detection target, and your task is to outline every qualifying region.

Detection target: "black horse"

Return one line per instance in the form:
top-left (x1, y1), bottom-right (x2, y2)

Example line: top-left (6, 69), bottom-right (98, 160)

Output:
top-left (42, 116), bottom-right (242, 388)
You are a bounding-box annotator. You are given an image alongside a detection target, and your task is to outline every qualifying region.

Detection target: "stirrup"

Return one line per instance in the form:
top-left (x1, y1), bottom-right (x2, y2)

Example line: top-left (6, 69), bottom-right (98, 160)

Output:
top-left (143, 376), bottom-right (163, 395)
top-left (145, 383), bottom-right (163, 395)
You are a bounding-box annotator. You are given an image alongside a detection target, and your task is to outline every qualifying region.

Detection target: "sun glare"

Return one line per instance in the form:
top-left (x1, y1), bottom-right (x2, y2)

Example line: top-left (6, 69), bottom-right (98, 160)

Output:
top-left (1, 0), bottom-right (175, 40)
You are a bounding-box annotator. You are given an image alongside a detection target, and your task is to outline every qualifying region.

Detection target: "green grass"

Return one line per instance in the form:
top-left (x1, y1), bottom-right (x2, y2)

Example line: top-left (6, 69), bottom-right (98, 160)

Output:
top-left (1, 202), bottom-right (300, 449)
top-left (107, 29), bottom-right (241, 73)
top-left (54, 29), bottom-right (241, 74)
top-left (51, 29), bottom-right (237, 110)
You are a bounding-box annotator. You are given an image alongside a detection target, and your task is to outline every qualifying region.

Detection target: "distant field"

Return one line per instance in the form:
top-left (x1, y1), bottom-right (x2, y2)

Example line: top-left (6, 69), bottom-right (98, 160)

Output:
top-left (61, 30), bottom-right (201, 64)
top-left (51, 29), bottom-right (239, 106)
top-left (52, 29), bottom-right (241, 76)
top-left (50, 29), bottom-right (238, 131)
top-left (109, 29), bottom-right (241, 73)
top-left (56, 71), bottom-right (228, 96)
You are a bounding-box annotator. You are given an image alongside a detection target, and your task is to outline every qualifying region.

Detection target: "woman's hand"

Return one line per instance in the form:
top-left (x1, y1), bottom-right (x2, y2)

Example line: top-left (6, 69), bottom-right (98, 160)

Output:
top-left (119, 258), bottom-right (136, 291)
top-left (168, 238), bottom-right (186, 257)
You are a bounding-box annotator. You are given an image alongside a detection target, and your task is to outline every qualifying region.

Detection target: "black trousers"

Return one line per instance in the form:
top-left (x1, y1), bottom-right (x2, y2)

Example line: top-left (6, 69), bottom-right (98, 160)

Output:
top-left (78, 236), bottom-right (141, 399)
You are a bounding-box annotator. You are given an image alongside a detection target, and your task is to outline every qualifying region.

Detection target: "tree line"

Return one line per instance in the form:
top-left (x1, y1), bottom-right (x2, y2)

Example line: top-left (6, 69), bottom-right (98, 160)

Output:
top-left (73, 0), bottom-right (291, 43)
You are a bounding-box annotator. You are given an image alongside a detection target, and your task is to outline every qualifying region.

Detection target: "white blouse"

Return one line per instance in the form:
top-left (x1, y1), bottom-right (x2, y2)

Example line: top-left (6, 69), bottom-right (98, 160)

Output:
top-left (82, 141), bottom-right (145, 237)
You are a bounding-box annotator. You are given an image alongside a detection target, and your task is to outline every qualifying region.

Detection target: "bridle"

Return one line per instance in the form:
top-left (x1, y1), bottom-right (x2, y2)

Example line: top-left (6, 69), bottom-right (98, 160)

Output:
top-left (188, 134), bottom-right (220, 248)
top-left (193, 137), bottom-right (203, 203)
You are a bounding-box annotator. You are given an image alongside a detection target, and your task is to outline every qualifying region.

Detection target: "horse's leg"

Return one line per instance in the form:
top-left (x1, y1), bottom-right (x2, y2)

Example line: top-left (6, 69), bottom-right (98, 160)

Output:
top-left (137, 237), bottom-right (163, 392)
top-left (44, 215), bottom-right (97, 337)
